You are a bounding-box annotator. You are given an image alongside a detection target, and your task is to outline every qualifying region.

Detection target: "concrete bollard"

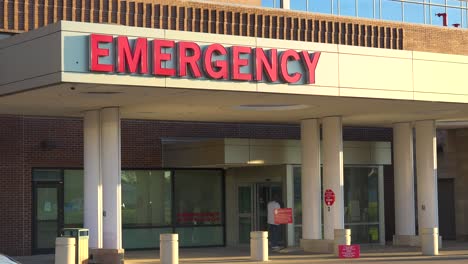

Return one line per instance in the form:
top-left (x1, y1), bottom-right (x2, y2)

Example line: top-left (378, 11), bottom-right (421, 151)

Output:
top-left (421, 228), bottom-right (439, 256)
top-left (160, 234), bottom-right (179, 264)
top-left (55, 237), bottom-right (76, 264)
top-left (250, 231), bottom-right (268, 261)
top-left (333, 229), bottom-right (351, 256)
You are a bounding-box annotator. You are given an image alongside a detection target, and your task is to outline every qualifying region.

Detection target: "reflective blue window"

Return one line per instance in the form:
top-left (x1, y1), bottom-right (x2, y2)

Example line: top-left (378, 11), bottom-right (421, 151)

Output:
top-left (382, 0), bottom-right (402, 21)
top-left (340, 0), bottom-right (357, 17)
top-left (404, 3), bottom-right (425, 24)
top-left (431, 4), bottom-right (446, 26)
top-left (262, 0), bottom-right (468, 28)
top-left (357, 0), bottom-right (374, 19)
top-left (310, 0), bottom-right (332, 14)
top-left (262, 0), bottom-right (281, 8)
top-left (448, 7), bottom-right (462, 27)
top-left (290, 0), bottom-right (307, 11)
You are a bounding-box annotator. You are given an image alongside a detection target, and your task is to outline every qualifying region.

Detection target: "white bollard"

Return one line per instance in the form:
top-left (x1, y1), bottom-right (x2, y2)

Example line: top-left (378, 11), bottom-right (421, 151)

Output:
top-left (55, 237), bottom-right (76, 264)
top-left (334, 229), bottom-right (351, 256)
top-left (160, 234), bottom-right (179, 264)
top-left (421, 228), bottom-right (439, 256)
top-left (250, 231), bottom-right (268, 261)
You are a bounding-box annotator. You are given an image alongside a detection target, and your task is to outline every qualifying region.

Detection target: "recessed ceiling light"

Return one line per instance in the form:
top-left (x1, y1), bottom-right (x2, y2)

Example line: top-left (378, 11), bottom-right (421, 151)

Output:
top-left (234, 104), bottom-right (310, 111)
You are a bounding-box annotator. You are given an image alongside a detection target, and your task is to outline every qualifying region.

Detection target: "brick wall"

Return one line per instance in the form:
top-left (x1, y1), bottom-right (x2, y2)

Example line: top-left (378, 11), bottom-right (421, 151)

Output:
top-left (1, 0), bottom-right (467, 55)
top-left (0, 114), bottom-right (392, 255)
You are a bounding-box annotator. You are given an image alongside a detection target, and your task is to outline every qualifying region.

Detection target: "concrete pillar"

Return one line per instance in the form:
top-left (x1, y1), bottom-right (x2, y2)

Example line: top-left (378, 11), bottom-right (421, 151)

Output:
top-left (101, 107), bottom-right (123, 250)
top-left (322, 117), bottom-right (344, 240)
top-left (300, 119), bottom-right (321, 240)
top-left (282, 0), bottom-right (290, 9)
top-left (160, 234), bottom-right (179, 264)
top-left (393, 123), bottom-right (417, 246)
top-left (84, 110), bottom-right (103, 248)
top-left (415, 120), bottom-right (439, 255)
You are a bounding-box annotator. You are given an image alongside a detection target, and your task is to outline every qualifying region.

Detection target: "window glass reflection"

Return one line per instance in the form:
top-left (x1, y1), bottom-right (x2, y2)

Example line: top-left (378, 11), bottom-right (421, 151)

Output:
top-left (64, 170), bottom-right (84, 226)
top-left (262, 0), bottom-right (281, 8)
top-left (431, 5), bottom-right (446, 26)
top-left (448, 7), bottom-right (462, 27)
top-left (358, 0), bottom-right (374, 18)
top-left (404, 3), bottom-right (425, 24)
top-left (122, 170), bottom-right (172, 226)
top-left (174, 170), bottom-right (223, 226)
top-left (310, 0), bottom-right (332, 14)
top-left (382, 0), bottom-right (402, 21)
top-left (291, 0), bottom-right (307, 11)
top-left (340, 0), bottom-right (357, 16)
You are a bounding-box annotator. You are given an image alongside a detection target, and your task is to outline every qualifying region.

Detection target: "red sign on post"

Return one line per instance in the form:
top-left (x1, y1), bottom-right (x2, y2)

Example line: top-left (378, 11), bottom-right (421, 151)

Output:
top-left (324, 189), bottom-right (336, 206)
top-left (274, 208), bottom-right (293, 224)
top-left (338, 245), bottom-right (360, 258)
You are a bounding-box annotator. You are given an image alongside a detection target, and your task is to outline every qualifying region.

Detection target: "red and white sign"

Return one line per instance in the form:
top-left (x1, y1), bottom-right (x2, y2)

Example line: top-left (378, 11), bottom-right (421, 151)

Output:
top-left (324, 189), bottom-right (335, 206)
top-left (274, 208), bottom-right (293, 224)
top-left (338, 245), bottom-right (360, 258)
top-left (89, 34), bottom-right (321, 84)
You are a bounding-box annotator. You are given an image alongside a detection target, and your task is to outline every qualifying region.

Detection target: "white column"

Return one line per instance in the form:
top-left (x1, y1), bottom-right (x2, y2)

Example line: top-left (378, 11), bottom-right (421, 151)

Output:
top-left (393, 123), bottom-right (416, 237)
top-left (101, 107), bottom-right (122, 250)
top-left (415, 120), bottom-right (439, 231)
top-left (301, 119), bottom-right (321, 240)
top-left (84, 110), bottom-right (103, 249)
top-left (322, 117), bottom-right (344, 240)
top-left (282, 0), bottom-right (290, 9)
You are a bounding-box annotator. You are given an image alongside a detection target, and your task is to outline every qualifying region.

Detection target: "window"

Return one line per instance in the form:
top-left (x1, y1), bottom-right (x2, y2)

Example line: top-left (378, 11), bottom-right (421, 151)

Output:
top-left (340, 0), bottom-right (357, 16)
top-left (174, 170), bottom-right (224, 246)
top-left (382, 0), bottom-right (403, 21)
top-left (290, 0), bottom-right (307, 11)
top-left (262, 0), bottom-right (282, 8)
top-left (309, 0), bottom-right (332, 14)
top-left (64, 170), bottom-right (84, 226)
top-left (358, 0), bottom-right (374, 19)
top-left (122, 170), bottom-right (172, 226)
top-left (404, 3), bottom-right (425, 24)
top-left (293, 166), bottom-right (382, 245)
top-left (32, 168), bottom-right (225, 249)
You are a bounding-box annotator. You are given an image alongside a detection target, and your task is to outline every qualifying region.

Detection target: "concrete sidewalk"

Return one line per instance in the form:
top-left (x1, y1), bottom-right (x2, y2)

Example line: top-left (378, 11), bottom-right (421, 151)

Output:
top-left (13, 242), bottom-right (468, 264)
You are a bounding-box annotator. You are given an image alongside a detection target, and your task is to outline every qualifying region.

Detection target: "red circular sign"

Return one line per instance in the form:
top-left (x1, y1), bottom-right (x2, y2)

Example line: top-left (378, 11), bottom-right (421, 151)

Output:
top-left (324, 189), bottom-right (336, 206)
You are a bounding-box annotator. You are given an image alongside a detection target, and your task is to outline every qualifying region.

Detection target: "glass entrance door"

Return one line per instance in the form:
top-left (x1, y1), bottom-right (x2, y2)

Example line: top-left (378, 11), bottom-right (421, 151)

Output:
top-left (33, 182), bottom-right (63, 254)
top-left (238, 183), bottom-right (283, 245)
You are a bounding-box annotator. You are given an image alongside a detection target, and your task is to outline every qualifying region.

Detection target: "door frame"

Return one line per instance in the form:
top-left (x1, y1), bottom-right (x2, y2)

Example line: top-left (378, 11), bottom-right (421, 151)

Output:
top-left (237, 182), bottom-right (284, 244)
top-left (32, 181), bottom-right (64, 254)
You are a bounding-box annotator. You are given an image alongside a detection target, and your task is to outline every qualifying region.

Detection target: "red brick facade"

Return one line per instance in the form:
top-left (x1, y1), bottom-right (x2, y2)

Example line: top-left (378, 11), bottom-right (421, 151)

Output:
top-left (0, 115), bottom-right (392, 255)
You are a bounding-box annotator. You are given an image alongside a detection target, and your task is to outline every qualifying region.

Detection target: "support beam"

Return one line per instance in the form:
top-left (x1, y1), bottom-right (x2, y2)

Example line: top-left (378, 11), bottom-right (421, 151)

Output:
top-left (101, 107), bottom-right (122, 250)
top-left (415, 120), bottom-right (439, 255)
top-left (300, 119), bottom-right (322, 240)
top-left (84, 110), bottom-right (103, 249)
top-left (393, 122), bottom-right (417, 246)
top-left (322, 116), bottom-right (344, 240)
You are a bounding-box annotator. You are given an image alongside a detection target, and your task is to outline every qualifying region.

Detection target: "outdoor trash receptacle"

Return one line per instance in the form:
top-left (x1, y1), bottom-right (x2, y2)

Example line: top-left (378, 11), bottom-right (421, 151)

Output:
top-left (61, 228), bottom-right (89, 264)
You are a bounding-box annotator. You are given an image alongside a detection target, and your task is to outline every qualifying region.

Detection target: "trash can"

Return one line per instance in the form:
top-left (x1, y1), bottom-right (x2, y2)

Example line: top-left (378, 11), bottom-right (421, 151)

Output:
top-left (61, 228), bottom-right (89, 264)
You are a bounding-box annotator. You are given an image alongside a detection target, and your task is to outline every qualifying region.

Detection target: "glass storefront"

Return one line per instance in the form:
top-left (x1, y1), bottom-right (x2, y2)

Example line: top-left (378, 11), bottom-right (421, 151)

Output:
top-left (32, 168), bottom-right (224, 251)
top-left (293, 165), bottom-right (383, 245)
